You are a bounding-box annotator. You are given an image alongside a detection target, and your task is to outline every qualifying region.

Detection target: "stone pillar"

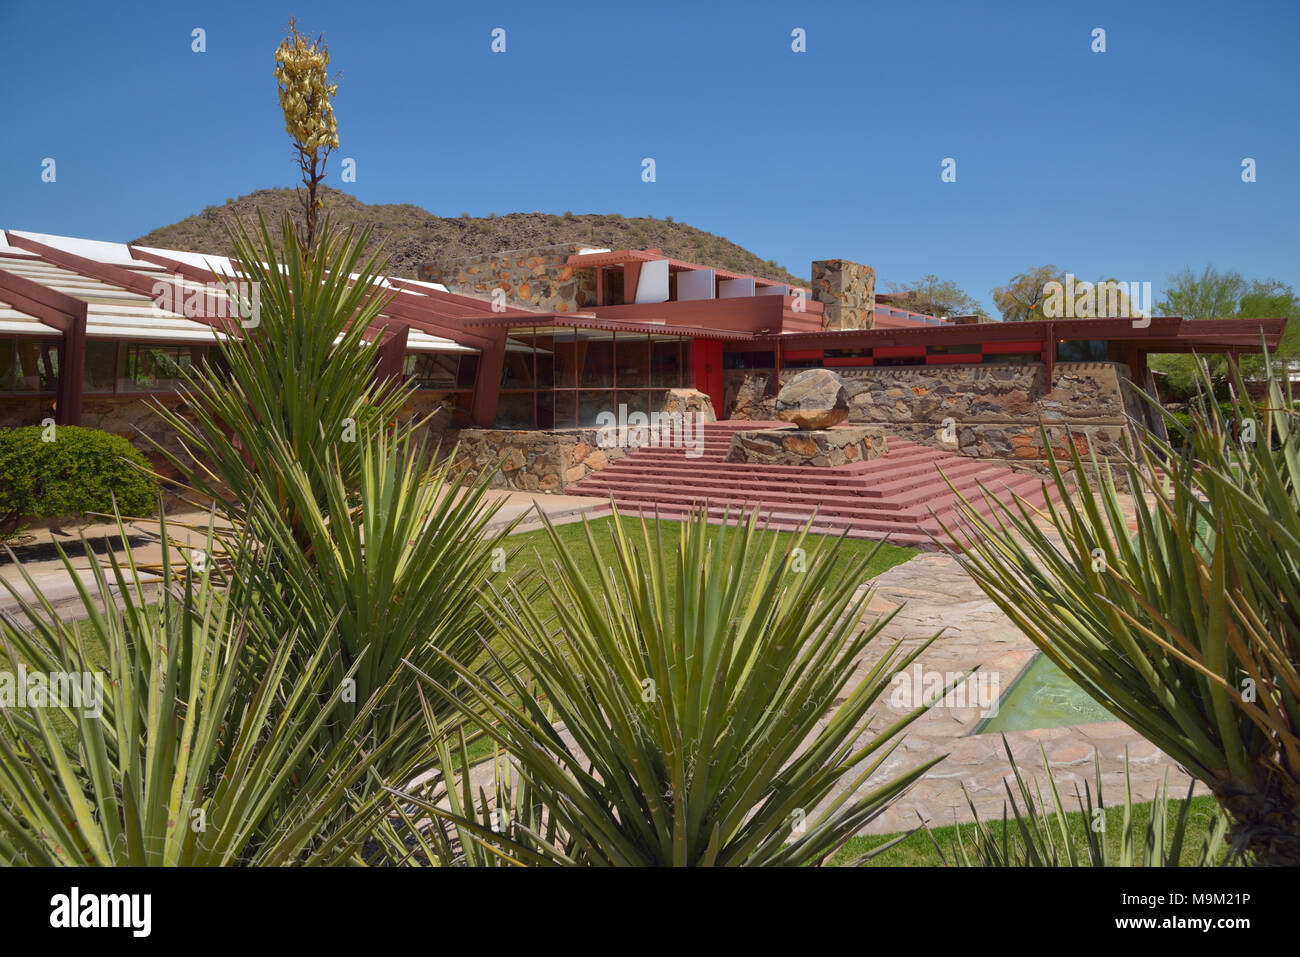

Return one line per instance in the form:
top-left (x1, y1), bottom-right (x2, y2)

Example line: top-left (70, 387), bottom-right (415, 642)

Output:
top-left (810, 259), bottom-right (875, 331)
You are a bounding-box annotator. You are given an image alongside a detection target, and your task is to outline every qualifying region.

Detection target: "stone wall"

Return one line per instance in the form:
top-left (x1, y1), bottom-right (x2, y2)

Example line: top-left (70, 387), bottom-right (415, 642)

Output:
top-left (398, 391), bottom-right (462, 457)
top-left (725, 362), bottom-right (1141, 467)
top-left (727, 427), bottom-right (885, 467)
top-left (451, 428), bottom-right (628, 492)
top-left (811, 259), bottom-right (875, 331)
top-left (0, 396), bottom-right (55, 430)
top-left (417, 243), bottom-right (598, 313)
top-left (78, 394), bottom-right (195, 484)
top-left (724, 369), bottom-right (778, 420)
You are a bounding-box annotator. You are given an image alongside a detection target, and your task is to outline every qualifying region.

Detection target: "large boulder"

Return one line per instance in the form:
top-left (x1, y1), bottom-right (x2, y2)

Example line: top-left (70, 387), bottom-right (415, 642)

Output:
top-left (776, 368), bottom-right (849, 429)
top-left (659, 388), bottom-right (717, 422)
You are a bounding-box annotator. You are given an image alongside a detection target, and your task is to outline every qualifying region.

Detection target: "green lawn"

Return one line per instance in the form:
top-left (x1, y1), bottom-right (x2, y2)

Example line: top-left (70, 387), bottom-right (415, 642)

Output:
top-left (495, 514), bottom-right (918, 616)
top-left (829, 794), bottom-right (1227, 867)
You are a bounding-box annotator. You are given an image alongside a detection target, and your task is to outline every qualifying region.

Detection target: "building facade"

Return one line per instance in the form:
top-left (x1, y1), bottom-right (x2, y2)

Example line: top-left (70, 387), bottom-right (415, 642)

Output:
top-left (0, 229), bottom-right (1286, 484)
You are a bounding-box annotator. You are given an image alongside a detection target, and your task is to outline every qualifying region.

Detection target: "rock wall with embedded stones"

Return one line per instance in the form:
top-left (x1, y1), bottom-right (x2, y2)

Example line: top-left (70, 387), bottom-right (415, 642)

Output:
top-left (725, 362), bottom-right (1141, 466)
top-left (724, 369), bottom-right (778, 420)
top-left (417, 243), bottom-right (598, 313)
top-left (451, 429), bottom-right (628, 492)
top-left (811, 259), bottom-right (875, 330)
top-left (398, 391), bottom-right (462, 455)
top-left (0, 397), bottom-right (55, 430)
top-left (726, 427), bottom-right (886, 467)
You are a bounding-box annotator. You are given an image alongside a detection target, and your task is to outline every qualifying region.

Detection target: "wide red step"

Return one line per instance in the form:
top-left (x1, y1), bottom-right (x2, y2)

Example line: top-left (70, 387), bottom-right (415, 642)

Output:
top-left (566, 423), bottom-right (1064, 550)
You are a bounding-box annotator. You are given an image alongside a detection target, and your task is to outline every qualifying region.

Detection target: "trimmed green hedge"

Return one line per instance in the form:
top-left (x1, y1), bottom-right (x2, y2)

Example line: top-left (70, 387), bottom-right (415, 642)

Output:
top-left (0, 425), bottom-right (158, 536)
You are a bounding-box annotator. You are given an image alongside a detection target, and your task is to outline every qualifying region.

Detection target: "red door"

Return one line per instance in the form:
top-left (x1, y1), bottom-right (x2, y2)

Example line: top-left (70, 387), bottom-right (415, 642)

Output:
top-left (693, 340), bottom-right (725, 419)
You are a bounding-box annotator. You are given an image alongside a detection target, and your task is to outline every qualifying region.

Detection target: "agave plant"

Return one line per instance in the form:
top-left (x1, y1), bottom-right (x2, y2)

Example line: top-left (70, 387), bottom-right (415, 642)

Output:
top-left (939, 737), bottom-right (1231, 867)
top-left (941, 357), bottom-right (1300, 866)
top-left (0, 512), bottom-right (395, 866)
top-left (396, 509), bottom-right (949, 866)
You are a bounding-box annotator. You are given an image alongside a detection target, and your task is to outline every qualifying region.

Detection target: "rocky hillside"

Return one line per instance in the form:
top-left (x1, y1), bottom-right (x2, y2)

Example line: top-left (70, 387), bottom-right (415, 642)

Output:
top-left (132, 187), bottom-right (809, 285)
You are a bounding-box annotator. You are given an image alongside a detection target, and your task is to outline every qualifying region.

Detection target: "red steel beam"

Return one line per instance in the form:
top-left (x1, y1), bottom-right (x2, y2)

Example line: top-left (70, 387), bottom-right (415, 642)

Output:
top-left (5, 233), bottom-right (240, 335)
top-left (0, 267), bottom-right (86, 425)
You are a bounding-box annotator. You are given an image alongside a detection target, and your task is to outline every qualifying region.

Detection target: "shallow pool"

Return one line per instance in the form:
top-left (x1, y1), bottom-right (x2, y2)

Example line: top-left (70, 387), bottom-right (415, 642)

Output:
top-left (978, 653), bottom-right (1116, 733)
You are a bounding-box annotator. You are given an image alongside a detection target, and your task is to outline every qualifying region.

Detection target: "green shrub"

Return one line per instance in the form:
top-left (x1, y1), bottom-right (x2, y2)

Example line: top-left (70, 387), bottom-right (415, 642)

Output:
top-left (0, 425), bottom-right (158, 534)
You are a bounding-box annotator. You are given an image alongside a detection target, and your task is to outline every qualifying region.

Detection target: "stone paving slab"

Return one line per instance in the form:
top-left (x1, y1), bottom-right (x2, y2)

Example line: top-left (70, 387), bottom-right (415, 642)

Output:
top-left (816, 547), bottom-right (1197, 836)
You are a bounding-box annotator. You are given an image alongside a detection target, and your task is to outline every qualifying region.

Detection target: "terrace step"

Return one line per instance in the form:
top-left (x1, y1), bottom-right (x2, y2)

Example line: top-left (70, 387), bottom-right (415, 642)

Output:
top-left (568, 423), bottom-right (1061, 549)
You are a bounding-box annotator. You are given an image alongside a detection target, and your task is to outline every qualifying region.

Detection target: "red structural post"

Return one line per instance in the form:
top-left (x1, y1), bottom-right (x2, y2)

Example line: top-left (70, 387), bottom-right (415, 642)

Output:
top-left (0, 266), bottom-right (87, 425)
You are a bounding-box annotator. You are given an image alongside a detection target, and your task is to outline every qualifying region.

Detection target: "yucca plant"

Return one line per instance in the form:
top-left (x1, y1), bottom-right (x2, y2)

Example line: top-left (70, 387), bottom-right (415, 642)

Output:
top-left (939, 737), bottom-right (1231, 867)
top-left (149, 213), bottom-right (410, 539)
top-left (0, 511), bottom-right (397, 866)
top-left (940, 356), bottom-right (1300, 865)
top-left (396, 508), bottom-right (950, 866)
top-left (144, 213), bottom-right (517, 789)
top-left (232, 425), bottom-right (520, 778)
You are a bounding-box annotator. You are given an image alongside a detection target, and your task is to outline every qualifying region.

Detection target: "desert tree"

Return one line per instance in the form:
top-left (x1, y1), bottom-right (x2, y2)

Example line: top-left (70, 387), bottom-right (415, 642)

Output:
top-left (991, 265), bottom-right (1067, 322)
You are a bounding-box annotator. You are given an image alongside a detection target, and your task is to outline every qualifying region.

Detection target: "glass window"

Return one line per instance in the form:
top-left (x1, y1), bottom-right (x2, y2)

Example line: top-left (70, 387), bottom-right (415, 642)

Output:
top-left (552, 328), bottom-right (577, 389)
top-left (1057, 339), bottom-right (1108, 362)
top-left (824, 348), bottom-right (871, 359)
top-left (122, 344), bottom-right (176, 391)
top-left (615, 334), bottom-right (650, 388)
top-left (493, 392), bottom-right (534, 429)
top-left (723, 350), bottom-right (775, 370)
top-left (456, 353), bottom-right (478, 390)
top-left (550, 390), bottom-right (577, 430)
top-left (84, 341), bottom-right (118, 393)
top-left (500, 338), bottom-right (534, 389)
top-left (14, 340), bottom-right (58, 392)
top-left (404, 353), bottom-right (461, 390)
top-left (616, 390), bottom-right (651, 420)
top-left (578, 389), bottom-right (615, 428)
top-left (651, 337), bottom-right (682, 388)
top-left (0, 340), bottom-right (14, 392)
top-left (536, 388), bottom-right (554, 430)
top-left (578, 333), bottom-right (614, 388)
top-left (535, 343), bottom-right (554, 391)
top-left (983, 352), bottom-right (1040, 365)
top-left (177, 344), bottom-right (206, 383)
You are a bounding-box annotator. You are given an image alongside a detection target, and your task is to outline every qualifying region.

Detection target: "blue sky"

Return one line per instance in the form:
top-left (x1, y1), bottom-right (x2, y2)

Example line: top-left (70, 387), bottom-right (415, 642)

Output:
top-left (1, 0), bottom-right (1296, 315)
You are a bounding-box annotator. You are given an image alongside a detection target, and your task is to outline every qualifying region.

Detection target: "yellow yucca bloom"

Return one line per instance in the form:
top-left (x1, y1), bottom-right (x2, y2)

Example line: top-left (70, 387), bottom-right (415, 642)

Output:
top-left (273, 17), bottom-right (341, 252)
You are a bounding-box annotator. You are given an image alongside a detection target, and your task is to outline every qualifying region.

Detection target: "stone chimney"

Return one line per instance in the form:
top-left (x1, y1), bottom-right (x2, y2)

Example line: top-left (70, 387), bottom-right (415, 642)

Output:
top-left (810, 259), bottom-right (875, 330)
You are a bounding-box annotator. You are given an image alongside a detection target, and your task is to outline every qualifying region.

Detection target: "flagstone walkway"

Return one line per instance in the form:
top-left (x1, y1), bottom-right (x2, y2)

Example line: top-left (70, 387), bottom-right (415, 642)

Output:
top-left (820, 548), bottom-right (1195, 835)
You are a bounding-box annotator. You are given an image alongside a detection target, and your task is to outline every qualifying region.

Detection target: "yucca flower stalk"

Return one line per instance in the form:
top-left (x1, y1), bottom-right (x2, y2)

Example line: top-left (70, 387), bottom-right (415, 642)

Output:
top-left (940, 356), bottom-right (1300, 865)
top-left (274, 18), bottom-right (340, 252)
top-left (396, 508), bottom-right (950, 866)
